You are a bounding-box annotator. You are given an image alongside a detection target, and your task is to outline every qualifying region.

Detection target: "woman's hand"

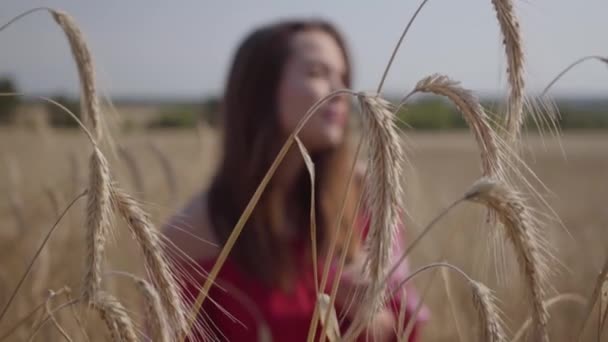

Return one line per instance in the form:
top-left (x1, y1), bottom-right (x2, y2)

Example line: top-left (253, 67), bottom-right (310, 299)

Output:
top-left (332, 254), bottom-right (368, 320)
top-left (332, 254), bottom-right (398, 341)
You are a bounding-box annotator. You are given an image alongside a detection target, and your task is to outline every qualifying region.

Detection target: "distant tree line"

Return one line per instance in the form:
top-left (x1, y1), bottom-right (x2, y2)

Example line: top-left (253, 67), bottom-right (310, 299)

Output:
top-left (0, 77), bottom-right (19, 124)
top-left (1, 76), bottom-right (606, 130)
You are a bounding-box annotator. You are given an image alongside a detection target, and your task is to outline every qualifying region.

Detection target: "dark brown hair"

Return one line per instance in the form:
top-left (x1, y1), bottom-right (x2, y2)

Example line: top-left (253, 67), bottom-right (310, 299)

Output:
top-left (207, 19), bottom-right (362, 289)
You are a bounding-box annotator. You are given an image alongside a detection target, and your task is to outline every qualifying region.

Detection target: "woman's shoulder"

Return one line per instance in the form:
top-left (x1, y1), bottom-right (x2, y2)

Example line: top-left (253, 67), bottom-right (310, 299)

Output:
top-left (162, 190), bottom-right (220, 263)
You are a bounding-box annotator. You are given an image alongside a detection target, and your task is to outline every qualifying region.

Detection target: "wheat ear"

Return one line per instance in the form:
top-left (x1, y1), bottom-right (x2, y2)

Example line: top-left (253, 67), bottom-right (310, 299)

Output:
top-left (83, 147), bottom-right (112, 303)
top-left (491, 0), bottom-right (525, 142)
top-left (471, 281), bottom-right (507, 342)
top-left (406, 74), bottom-right (504, 178)
top-left (94, 292), bottom-right (138, 342)
top-left (51, 10), bottom-right (103, 141)
top-left (148, 142), bottom-right (178, 205)
top-left (357, 93), bottom-right (406, 317)
top-left (465, 178), bottom-right (550, 342)
top-left (111, 187), bottom-right (187, 339)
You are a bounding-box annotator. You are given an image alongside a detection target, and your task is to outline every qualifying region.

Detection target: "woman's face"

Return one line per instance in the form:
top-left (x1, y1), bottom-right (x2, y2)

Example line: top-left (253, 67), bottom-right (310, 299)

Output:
top-left (277, 29), bottom-right (349, 152)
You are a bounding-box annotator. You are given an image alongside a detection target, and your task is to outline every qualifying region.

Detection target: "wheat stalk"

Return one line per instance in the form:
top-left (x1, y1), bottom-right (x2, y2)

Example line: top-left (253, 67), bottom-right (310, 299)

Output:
top-left (441, 266), bottom-right (466, 342)
top-left (317, 293), bottom-right (341, 342)
top-left (148, 141), bottom-right (178, 205)
top-left (190, 90), bottom-right (357, 338)
top-left (465, 177), bottom-right (550, 342)
top-left (118, 146), bottom-right (146, 200)
top-left (30, 234), bottom-right (51, 297)
top-left (386, 262), bottom-right (506, 342)
top-left (68, 151), bottom-right (84, 196)
top-left (83, 147), bottom-right (112, 304)
top-left (4, 155), bottom-right (27, 238)
top-left (577, 253), bottom-right (608, 341)
top-left (491, 0), bottom-right (525, 143)
top-left (43, 290), bottom-right (73, 342)
top-left (0, 191), bottom-right (87, 326)
top-left (357, 93), bottom-right (405, 318)
top-left (93, 292), bottom-right (138, 342)
top-left (376, 0), bottom-right (431, 94)
top-left (51, 10), bottom-right (103, 141)
top-left (512, 293), bottom-right (586, 342)
top-left (43, 184), bottom-right (62, 218)
top-left (111, 187), bottom-right (187, 339)
top-left (541, 55), bottom-right (608, 96)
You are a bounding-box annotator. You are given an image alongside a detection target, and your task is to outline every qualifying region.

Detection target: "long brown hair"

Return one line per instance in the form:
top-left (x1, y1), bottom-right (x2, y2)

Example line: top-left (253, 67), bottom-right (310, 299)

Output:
top-left (207, 19), bottom-right (362, 289)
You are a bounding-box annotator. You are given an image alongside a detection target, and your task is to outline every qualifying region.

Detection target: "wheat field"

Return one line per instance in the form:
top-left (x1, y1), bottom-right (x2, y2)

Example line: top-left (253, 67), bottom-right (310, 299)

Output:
top-left (0, 127), bottom-right (606, 341)
top-left (1, 3), bottom-right (608, 341)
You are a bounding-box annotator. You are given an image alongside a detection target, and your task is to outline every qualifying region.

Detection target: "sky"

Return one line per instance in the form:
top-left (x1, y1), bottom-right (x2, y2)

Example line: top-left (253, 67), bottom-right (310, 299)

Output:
top-left (1, 0), bottom-right (607, 99)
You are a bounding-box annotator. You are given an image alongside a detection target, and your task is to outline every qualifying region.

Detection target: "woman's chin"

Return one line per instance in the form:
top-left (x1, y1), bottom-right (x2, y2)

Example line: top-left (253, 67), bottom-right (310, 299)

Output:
top-left (305, 129), bottom-right (345, 152)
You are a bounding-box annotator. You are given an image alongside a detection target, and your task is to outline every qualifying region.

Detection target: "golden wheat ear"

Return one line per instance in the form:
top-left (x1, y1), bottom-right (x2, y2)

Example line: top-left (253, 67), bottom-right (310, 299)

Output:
top-left (465, 178), bottom-right (551, 342)
top-left (83, 147), bottom-right (112, 304)
top-left (357, 93), bottom-right (406, 317)
top-left (405, 74), bottom-right (505, 180)
top-left (109, 272), bottom-right (171, 342)
top-left (51, 11), bottom-right (103, 141)
top-left (93, 292), bottom-right (138, 342)
top-left (491, 0), bottom-right (525, 143)
top-left (111, 187), bottom-right (188, 339)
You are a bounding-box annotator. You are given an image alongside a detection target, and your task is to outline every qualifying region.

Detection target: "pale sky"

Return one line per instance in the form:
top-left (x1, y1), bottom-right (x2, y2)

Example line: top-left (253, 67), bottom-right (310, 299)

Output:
top-left (1, 0), bottom-right (607, 99)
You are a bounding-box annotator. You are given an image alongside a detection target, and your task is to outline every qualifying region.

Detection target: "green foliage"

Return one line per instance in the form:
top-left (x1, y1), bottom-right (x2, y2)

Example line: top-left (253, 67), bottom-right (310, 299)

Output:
top-left (395, 98), bottom-right (466, 130)
top-left (557, 106), bottom-right (608, 129)
top-left (201, 96), bottom-right (220, 126)
top-left (0, 77), bottom-right (20, 124)
top-left (148, 106), bottom-right (199, 129)
top-left (46, 95), bottom-right (81, 127)
top-left (147, 97), bottom-right (221, 129)
top-left (396, 97), bottom-right (608, 131)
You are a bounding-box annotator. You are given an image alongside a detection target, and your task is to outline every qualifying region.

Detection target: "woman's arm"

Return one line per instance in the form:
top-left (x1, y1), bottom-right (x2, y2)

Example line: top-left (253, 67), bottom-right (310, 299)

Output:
top-left (162, 191), bottom-right (219, 262)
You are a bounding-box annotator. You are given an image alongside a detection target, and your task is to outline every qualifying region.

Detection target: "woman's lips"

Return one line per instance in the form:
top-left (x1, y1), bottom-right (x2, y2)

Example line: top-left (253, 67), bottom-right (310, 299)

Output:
top-left (322, 106), bottom-right (347, 126)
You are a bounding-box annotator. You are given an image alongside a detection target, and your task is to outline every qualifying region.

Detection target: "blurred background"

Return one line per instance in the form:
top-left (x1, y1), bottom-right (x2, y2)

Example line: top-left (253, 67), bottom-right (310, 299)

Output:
top-left (0, 1), bottom-right (607, 341)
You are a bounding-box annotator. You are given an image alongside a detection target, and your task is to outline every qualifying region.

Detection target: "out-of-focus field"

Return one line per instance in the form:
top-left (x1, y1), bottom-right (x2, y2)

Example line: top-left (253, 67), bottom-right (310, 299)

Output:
top-left (0, 127), bottom-right (606, 341)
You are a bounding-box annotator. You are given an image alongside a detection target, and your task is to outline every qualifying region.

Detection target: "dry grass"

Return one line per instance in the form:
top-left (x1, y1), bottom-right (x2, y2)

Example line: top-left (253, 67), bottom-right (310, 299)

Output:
top-left (0, 129), bottom-right (606, 341)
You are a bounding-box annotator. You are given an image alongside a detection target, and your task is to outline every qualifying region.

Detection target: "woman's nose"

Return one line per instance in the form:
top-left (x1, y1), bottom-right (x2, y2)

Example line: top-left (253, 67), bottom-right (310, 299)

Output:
top-left (329, 73), bottom-right (345, 92)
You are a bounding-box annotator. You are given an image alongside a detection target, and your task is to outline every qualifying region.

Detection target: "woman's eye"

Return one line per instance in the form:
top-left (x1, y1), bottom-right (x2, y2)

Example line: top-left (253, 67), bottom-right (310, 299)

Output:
top-left (306, 65), bottom-right (325, 78)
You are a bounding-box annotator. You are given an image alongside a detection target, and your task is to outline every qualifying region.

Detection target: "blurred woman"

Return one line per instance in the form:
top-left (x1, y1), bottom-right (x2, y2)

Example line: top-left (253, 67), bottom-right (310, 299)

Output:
top-left (164, 18), bottom-right (427, 341)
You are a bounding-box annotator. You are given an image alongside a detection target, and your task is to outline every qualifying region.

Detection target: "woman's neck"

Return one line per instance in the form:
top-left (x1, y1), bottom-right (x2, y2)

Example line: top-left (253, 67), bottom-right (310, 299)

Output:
top-left (274, 145), bottom-right (306, 193)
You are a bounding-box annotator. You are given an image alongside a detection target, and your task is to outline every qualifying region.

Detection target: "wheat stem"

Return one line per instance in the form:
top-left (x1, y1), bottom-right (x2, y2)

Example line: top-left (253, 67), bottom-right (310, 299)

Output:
top-left (541, 55), bottom-right (608, 96)
top-left (512, 293), bottom-right (586, 342)
top-left (376, 0), bottom-right (431, 93)
top-left (0, 191), bottom-right (87, 325)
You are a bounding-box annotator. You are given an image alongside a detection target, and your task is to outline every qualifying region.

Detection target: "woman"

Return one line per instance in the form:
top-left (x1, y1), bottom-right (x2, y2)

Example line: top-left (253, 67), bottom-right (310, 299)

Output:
top-left (164, 18), bottom-right (427, 341)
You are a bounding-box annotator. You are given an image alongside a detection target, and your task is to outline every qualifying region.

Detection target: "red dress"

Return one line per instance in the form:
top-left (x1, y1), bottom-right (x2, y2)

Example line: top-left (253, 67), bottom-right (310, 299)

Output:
top-left (179, 214), bottom-right (429, 341)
